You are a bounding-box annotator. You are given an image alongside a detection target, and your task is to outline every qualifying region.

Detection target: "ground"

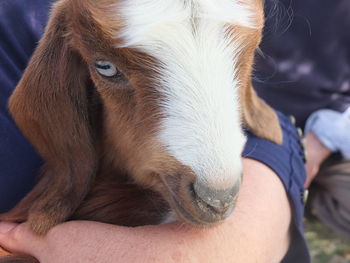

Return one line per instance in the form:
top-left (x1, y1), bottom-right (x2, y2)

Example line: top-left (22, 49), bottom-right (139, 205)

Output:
top-left (305, 220), bottom-right (350, 263)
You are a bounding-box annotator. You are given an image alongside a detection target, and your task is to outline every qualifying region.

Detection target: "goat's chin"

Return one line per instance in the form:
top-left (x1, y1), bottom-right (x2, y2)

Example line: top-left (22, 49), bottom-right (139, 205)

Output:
top-left (157, 174), bottom-right (237, 228)
top-left (168, 195), bottom-right (236, 228)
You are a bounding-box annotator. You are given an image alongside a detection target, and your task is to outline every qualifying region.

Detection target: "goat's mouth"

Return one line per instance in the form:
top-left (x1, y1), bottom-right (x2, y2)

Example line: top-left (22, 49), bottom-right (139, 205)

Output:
top-left (158, 175), bottom-right (239, 227)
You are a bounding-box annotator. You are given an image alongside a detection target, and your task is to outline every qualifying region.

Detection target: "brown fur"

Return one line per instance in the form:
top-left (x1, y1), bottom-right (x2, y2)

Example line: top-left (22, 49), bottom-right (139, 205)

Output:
top-left (0, 248), bottom-right (37, 263)
top-left (231, 0), bottom-right (283, 144)
top-left (1, 0), bottom-right (281, 262)
top-left (0, 255), bottom-right (38, 263)
top-left (0, 249), bottom-right (9, 257)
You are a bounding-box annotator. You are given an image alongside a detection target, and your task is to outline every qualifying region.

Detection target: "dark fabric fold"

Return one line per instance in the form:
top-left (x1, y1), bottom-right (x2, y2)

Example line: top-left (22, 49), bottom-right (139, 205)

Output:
top-left (310, 159), bottom-right (350, 239)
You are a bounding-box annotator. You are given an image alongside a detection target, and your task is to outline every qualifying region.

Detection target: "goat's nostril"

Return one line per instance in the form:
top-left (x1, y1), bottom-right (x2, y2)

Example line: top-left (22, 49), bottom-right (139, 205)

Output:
top-left (192, 180), bottom-right (241, 214)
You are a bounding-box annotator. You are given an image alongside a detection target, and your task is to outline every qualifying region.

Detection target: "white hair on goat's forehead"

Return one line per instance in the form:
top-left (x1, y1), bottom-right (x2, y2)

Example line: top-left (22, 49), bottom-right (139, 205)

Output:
top-left (116, 0), bottom-right (256, 47)
top-left (115, 0), bottom-right (252, 189)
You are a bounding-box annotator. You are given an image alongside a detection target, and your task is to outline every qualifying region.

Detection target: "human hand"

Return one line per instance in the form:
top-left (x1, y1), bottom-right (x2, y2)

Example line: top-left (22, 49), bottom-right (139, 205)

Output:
top-left (304, 132), bottom-right (331, 188)
top-left (0, 221), bottom-right (125, 263)
top-left (305, 109), bottom-right (350, 159)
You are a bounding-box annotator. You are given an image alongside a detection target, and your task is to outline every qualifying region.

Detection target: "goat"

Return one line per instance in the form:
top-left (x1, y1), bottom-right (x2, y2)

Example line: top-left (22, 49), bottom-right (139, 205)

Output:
top-left (0, 0), bottom-right (282, 261)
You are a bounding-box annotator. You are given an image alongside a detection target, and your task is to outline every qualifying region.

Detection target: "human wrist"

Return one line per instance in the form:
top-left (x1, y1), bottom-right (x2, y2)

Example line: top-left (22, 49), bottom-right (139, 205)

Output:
top-left (303, 132), bottom-right (332, 187)
top-left (304, 132), bottom-right (331, 166)
top-left (304, 108), bottom-right (350, 158)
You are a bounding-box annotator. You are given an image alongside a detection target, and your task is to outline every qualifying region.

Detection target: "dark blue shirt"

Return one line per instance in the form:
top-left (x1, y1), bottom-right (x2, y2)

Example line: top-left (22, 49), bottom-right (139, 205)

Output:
top-left (0, 1), bottom-right (309, 262)
top-left (255, 0), bottom-right (350, 128)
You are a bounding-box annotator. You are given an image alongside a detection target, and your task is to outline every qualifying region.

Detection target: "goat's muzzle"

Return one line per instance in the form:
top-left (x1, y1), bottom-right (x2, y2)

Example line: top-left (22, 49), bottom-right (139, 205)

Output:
top-left (158, 171), bottom-right (240, 226)
top-left (192, 180), bottom-right (240, 215)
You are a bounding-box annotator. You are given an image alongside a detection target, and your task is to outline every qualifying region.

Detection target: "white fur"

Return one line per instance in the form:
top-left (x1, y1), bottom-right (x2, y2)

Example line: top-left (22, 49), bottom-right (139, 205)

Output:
top-left (117, 0), bottom-right (253, 189)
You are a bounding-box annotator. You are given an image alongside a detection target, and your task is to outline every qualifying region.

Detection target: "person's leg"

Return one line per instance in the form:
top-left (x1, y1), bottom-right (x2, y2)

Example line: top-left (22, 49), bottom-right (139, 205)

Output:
top-left (308, 157), bottom-right (350, 239)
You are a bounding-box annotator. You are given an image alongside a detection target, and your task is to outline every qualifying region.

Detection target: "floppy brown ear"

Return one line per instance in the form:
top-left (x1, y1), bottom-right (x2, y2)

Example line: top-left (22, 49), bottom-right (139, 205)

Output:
top-left (241, 82), bottom-right (283, 144)
top-left (5, 2), bottom-right (97, 235)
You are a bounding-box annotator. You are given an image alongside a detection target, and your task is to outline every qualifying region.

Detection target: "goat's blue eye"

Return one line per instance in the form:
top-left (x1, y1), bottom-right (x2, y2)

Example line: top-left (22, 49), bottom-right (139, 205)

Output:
top-left (94, 61), bottom-right (118, 77)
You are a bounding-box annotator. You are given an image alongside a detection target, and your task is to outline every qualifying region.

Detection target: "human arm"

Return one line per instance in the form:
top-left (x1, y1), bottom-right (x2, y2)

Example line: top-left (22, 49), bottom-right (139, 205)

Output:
top-left (0, 112), bottom-right (307, 263)
top-left (304, 108), bottom-right (350, 187)
top-left (0, 158), bottom-right (291, 263)
top-left (304, 132), bottom-right (331, 188)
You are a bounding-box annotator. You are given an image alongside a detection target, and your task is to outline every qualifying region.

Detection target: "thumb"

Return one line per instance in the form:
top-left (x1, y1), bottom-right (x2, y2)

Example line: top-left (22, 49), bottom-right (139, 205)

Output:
top-left (0, 222), bottom-right (17, 234)
top-left (0, 222), bottom-right (42, 256)
top-left (304, 177), bottom-right (311, 189)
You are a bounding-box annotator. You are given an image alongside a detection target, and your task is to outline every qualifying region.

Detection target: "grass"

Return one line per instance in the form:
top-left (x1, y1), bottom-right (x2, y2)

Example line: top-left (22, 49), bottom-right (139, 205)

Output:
top-left (305, 220), bottom-right (350, 263)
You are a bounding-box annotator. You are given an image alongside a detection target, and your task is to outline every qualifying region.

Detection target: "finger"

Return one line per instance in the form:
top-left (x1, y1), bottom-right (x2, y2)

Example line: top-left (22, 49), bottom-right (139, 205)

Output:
top-left (0, 222), bottom-right (43, 256)
top-left (304, 178), bottom-right (311, 189)
top-left (0, 222), bottom-right (17, 253)
top-left (0, 222), bottom-right (17, 255)
top-left (0, 222), bottom-right (17, 234)
top-left (304, 172), bottom-right (315, 188)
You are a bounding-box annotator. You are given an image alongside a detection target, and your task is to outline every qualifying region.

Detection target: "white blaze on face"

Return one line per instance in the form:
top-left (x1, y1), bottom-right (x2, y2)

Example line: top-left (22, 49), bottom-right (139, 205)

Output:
top-left (117, 0), bottom-right (255, 189)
